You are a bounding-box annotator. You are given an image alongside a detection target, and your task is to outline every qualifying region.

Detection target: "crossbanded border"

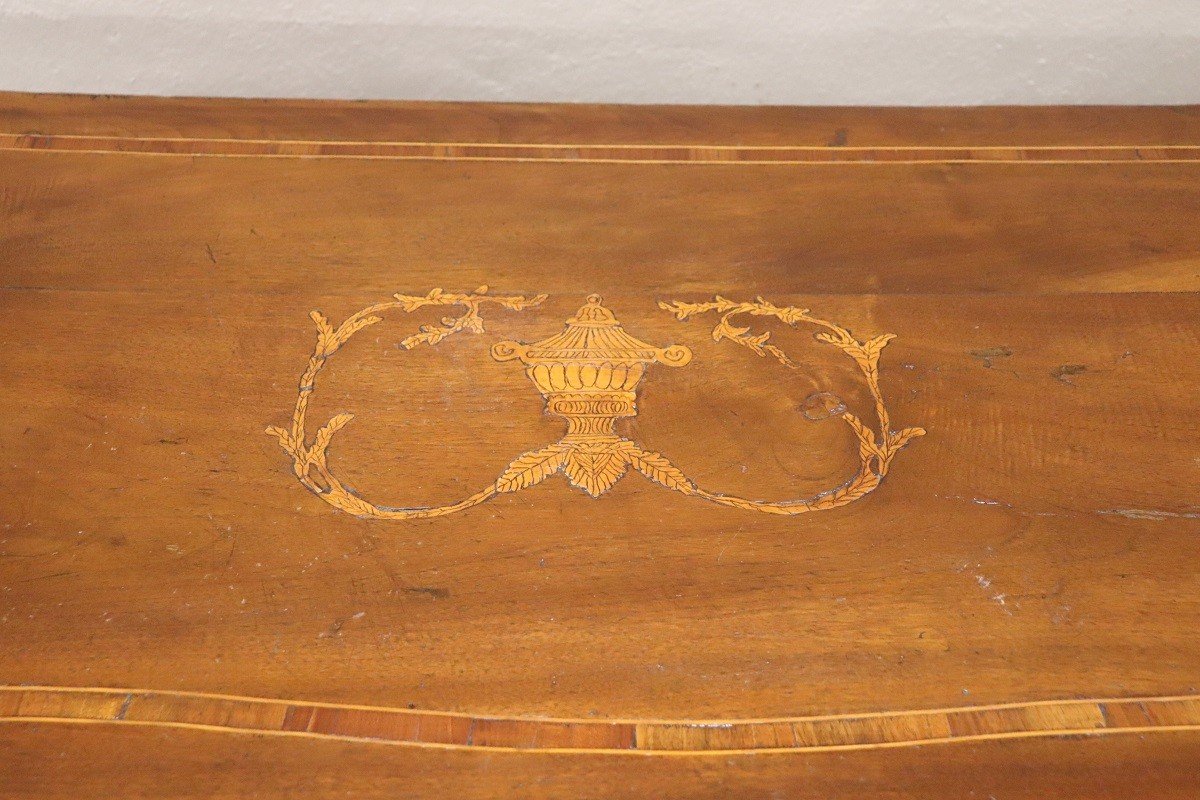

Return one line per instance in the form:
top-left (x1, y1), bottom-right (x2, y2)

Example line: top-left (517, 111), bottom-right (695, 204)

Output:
top-left (3, 686), bottom-right (1199, 754)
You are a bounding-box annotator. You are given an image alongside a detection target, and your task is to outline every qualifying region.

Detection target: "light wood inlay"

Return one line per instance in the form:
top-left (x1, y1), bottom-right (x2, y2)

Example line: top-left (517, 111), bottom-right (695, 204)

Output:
top-left (3, 132), bottom-right (1200, 163)
top-left (270, 291), bottom-right (921, 517)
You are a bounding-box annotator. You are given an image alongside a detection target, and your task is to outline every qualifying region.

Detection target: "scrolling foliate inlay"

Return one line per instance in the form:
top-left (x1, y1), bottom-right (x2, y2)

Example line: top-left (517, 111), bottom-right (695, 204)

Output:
top-left (269, 290), bottom-right (923, 519)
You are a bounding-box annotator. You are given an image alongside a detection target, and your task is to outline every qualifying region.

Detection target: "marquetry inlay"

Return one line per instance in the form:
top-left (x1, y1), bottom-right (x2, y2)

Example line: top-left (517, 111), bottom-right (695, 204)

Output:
top-left (269, 290), bottom-right (923, 519)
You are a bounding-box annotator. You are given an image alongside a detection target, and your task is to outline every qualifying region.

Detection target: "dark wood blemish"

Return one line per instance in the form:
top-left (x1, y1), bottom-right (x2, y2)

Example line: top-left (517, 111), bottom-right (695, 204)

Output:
top-left (969, 347), bottom-right (1013, 369)
top-left (404, 586), bottom-right (450, 600)
top-left (1051, 364), bottom-right (1088, 385)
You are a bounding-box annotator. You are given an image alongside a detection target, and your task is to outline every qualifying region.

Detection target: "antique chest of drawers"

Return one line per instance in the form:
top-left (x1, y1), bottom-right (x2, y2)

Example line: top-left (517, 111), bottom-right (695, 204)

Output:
top-left (2, 94), bottom-right (1199, 797)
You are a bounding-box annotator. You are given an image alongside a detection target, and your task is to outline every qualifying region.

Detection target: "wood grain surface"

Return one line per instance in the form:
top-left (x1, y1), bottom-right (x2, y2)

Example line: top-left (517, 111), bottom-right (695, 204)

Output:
top-left (1, 93), bottom-right (1199, 797)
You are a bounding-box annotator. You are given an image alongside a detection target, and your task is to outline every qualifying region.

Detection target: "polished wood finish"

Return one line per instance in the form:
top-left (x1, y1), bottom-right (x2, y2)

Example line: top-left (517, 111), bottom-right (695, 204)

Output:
top-left (2, 93), bottom-right (1200, 797)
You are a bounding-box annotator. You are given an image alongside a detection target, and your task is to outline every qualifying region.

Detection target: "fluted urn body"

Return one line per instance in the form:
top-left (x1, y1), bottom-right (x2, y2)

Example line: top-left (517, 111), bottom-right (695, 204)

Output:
top-left (492, 294), bottom-right (691, 441)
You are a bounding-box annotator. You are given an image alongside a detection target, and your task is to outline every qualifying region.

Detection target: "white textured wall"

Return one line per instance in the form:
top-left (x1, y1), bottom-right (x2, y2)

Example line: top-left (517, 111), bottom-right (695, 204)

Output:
top-left (1, 0), bottom-right (1198, 104)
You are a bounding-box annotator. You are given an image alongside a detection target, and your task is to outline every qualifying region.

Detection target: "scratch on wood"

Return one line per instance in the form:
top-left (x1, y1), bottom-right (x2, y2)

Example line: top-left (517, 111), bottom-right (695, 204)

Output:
top-left (1099, 508), bottom-right (1200, 521)
top-left (317, 610), bottom-right (366, 639)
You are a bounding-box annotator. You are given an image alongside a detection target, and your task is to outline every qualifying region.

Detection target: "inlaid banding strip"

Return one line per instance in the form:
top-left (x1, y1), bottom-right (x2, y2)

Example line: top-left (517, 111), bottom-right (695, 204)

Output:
top-left (2, 133), bottom-right (1200, 164)
top-left (2, 687), bottom-right (1199, 755)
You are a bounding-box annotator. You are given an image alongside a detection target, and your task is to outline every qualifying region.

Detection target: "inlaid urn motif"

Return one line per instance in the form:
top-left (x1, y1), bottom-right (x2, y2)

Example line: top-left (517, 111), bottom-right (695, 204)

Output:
top-left (491, 294), bottom-right (692, 441)
top-left (489, 294), bottom-right (692, 496)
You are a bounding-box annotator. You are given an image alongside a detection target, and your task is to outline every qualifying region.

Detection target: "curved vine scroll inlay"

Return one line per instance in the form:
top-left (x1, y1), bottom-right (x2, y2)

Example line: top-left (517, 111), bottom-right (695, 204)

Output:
top-left (269, 290), bottom-right (923, 519)
top-left (657, 296), bottom-right (925, 514)
top-left (266, 287), bottom-right (547, 519)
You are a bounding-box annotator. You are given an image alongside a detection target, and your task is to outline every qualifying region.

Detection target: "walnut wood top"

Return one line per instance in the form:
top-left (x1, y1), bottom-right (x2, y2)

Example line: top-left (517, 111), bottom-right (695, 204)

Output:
top-left (1, 92), bottom-right (1199, 798)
